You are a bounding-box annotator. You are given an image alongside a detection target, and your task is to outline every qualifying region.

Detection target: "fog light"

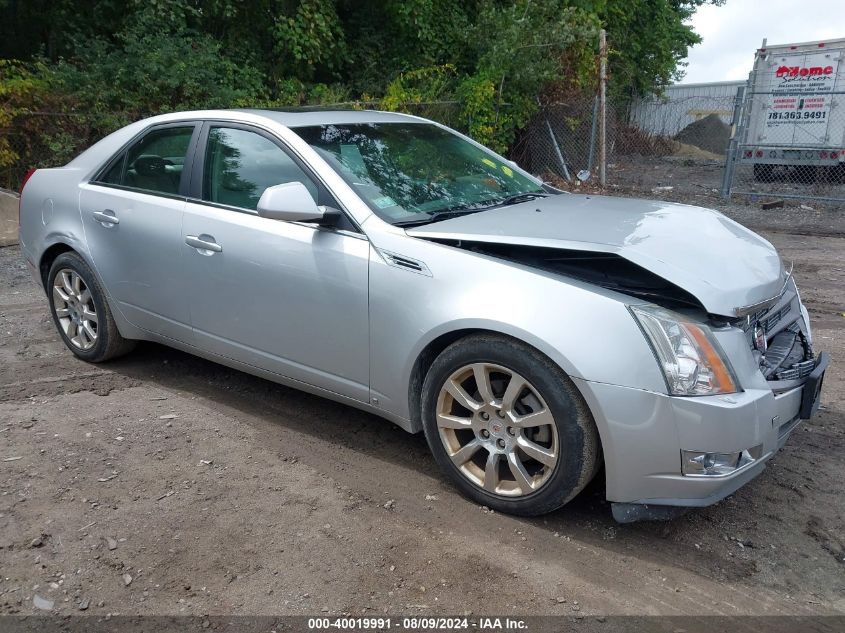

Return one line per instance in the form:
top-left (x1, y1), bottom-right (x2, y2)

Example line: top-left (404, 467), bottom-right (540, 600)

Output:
top-left (681, 445), bottom-right (763, 477)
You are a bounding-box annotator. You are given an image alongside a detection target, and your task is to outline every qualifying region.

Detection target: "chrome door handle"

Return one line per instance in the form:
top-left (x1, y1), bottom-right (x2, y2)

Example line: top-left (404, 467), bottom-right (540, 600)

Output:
top-left (185, 235), bottom-right (223, 253)
top-left (92, 210), bottom-right (119, 226)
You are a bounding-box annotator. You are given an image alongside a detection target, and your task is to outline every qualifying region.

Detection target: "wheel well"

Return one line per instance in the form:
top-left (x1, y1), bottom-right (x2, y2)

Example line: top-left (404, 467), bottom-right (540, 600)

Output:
top-left (407, 329), bottom-right (485, 432)
top-left (39, 243), bottom-right (74, 289)
top-left (407, 329), bottom-right (581, 431)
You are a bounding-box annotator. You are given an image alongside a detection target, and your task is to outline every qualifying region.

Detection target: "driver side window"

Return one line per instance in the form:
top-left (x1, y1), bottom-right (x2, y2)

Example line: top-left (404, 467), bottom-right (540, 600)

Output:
top-left (202, 127), bottom-right (319, 211)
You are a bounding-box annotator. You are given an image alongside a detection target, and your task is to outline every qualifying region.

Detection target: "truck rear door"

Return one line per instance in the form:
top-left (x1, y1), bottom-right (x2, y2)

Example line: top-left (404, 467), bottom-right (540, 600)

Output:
top-left (757, 49), bottom-right (842, 147)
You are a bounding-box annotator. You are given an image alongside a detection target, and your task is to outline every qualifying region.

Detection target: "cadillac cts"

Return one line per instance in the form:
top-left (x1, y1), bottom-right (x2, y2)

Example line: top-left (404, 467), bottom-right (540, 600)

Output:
top-left (18, 110), bottom-right (828, 522)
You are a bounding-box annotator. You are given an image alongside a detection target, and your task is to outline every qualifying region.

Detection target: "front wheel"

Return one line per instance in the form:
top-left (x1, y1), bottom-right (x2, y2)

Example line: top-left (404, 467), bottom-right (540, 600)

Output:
top-left (421, 334), bottom-right (600, 516)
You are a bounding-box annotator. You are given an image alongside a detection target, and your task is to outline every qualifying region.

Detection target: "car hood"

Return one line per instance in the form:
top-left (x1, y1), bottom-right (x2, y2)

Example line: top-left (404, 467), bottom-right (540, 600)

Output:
top-left (407, 194), bottom-right (786, 317)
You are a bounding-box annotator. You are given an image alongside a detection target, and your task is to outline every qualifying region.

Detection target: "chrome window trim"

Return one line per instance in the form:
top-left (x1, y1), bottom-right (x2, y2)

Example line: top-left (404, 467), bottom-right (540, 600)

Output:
top-left (184, 197), bottom-right (369, 240)
top-left (86, 115), bottom-right (368, 235)
top-left (85, 181), bottom-right (188, 203)
top-left (191, 119), bottom-right (366, 236)
top-left (89, 121), bottom-right (200, 194)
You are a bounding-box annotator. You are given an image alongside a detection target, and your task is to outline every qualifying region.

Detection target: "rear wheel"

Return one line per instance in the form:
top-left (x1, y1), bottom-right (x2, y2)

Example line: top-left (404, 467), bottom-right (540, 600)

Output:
top-left (753, 164), bottom-right (775, 182)
top-left (47, 252), bottom-right (135, 362)
top-left (794, 165), bottom-right (818, 184)
top-left (421, 334), bottom-right (599, 516)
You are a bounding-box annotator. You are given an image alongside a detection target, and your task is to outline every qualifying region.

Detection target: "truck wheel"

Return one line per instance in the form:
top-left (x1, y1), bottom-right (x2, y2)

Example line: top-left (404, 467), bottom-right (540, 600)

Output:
top-left (796, 165), bottom-right (818, 184)
top-left (753, 164), bottom-right (775, 182)
top-left (820, 166), bottom-right (844, 184)
top-left (421, 334), bottom-right (600, 516)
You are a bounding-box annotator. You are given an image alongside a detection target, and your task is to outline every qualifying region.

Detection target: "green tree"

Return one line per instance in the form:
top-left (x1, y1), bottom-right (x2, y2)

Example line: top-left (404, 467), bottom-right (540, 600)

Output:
top-left (0, 0), bottom-right (724, 156)
top-left (50, 1), bottom-right (266, 113)
top-left (597, 0), bottom-right (725, 97)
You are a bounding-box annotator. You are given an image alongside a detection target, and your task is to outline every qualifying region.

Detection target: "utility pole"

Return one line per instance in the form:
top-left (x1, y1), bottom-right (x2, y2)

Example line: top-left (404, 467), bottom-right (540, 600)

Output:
top-left (599, 28), bottom-right (607, 188)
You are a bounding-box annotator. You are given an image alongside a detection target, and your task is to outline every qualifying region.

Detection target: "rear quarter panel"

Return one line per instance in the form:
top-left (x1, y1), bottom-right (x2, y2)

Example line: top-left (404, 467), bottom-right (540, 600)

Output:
top-left (18, 167), bottom-right (92, 288)
top-left (18, 114), bottom-right (153, 279)
top-left (18, 166), bottom-right (149, 342)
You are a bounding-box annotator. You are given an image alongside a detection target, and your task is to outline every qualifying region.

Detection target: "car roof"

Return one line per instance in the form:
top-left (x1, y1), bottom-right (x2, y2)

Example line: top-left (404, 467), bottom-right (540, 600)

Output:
top-left (108, 108), bottom-right (430, 133)
top-left (236, 108), bottom-right (425, 127)
top-left (63, 108), bottom-right (433, 173)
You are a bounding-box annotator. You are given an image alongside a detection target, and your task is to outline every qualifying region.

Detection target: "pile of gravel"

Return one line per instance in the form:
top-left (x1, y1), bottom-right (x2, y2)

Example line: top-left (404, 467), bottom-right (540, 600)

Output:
top-left (674, 113), bottom-right (730, 155)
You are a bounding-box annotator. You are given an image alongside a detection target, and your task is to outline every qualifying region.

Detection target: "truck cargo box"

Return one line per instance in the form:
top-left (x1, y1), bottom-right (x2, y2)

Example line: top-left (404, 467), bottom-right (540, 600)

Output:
top-left (739, 38), bottom-right (845, 181)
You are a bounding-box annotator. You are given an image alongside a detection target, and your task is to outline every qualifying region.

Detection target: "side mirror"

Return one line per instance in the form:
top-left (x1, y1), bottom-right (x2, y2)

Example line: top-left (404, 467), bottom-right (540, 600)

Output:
top-left (257, 182), bottom-right (327, 223)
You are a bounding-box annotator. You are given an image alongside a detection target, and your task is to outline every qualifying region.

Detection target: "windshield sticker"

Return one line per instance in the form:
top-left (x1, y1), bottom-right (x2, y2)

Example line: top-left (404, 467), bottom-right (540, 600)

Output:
top-left (481, 158), bottom-right (496, 168)
top-left (372, 196), bottom-right (397, 209)
top-left (501, 165), bottom-right (514, 177)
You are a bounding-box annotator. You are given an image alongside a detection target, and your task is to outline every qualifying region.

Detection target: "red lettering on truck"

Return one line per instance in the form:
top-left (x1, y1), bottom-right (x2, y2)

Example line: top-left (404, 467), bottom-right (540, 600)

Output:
top-left (776, 65), bottom-right (833, 78)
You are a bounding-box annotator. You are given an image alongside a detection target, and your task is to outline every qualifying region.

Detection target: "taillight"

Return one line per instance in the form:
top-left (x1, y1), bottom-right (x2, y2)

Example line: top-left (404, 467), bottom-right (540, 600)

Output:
top-left (20, 168), bottom-right (36, 192)
top-left (19, 168), bottom-right (36, 224)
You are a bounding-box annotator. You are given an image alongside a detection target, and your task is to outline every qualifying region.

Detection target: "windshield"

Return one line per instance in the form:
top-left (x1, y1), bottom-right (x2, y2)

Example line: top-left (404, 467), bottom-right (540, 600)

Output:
top-left (292, 122), bottom-right (545, 225)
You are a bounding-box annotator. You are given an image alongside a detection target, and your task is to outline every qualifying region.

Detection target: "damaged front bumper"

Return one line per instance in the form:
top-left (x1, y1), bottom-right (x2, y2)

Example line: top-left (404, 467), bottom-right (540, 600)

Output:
top-left (581, 275), bottom-right (829, 523)
top-left (573, 348), bottom-right (828, 524)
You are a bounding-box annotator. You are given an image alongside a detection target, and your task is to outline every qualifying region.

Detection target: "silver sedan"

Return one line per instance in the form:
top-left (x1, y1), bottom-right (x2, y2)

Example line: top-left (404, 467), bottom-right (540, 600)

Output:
top-left (17, 109), bottom-right (828, 521)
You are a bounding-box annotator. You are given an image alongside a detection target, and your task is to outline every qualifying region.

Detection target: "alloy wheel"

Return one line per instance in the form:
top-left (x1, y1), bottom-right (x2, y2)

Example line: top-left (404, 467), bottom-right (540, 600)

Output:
top-left (52, 268), bottom-right (98, 350)
top-left (435, 363), bottom-right (559, 497)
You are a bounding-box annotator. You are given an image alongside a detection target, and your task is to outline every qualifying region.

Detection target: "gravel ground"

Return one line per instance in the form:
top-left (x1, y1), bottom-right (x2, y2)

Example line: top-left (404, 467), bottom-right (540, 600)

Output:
top-left (0, 203), bottom-right (843, 617)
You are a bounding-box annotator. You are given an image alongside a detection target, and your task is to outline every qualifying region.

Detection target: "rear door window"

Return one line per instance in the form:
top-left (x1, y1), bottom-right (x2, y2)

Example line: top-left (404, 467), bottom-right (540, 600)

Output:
top-left (97, 126), bottom-right (196, 196)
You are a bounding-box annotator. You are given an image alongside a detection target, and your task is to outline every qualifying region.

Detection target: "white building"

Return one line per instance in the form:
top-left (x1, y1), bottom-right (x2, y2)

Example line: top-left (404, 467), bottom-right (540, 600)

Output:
top-left (629, 80), bottom-right (746, 136)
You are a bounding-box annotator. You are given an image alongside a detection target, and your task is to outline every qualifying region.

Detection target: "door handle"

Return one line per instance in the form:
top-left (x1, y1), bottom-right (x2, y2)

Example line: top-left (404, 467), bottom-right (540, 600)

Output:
top-left (92, 210), bottom-right (119, 226)
top-left (185, 235), bottom-right (223, 253)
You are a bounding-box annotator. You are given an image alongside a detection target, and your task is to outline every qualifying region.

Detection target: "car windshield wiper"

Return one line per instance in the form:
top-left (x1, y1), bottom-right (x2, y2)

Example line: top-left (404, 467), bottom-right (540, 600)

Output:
top-left (394, 192), bottom-right (549, 228)
top-left (485, 191), bottom-right (549, 208)
top-left (393, 207), bottom-right (486, 227)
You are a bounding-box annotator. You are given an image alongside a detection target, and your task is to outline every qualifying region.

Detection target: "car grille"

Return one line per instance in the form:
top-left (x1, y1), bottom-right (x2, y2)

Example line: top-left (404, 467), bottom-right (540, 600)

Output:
top-left (774, 359), bottom-right (816, 381)
top-left (744, 285), bottom-right (815, 382)
top-left (758, 304), bottom-right (790, 334)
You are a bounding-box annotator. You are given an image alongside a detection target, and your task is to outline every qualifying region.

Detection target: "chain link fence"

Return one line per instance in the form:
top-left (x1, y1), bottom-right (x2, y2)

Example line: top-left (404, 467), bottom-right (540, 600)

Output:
top-left (1, 105), bottom-right (471, 192)
top-left (1, 111), bottom-right (137, 191)
top-left (513, 94), bottom-right (735, 197)
top-left (727, 90), bottom-right (845, 203)
top-left (0, 97), bottom-right (740, 204)
top-left (4, 92), bottom-right (841, 208)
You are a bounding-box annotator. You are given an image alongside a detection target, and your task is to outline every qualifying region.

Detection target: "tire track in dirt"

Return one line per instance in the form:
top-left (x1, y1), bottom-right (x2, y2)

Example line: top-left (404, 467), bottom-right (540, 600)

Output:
top-left (123, 354), bottom-right (823, 615)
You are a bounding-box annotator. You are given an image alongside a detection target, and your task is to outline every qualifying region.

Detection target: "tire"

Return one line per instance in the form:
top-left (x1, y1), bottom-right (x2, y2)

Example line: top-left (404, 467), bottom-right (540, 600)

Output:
top-left (47, 252), bottom-right (135, 362)
top-left (753, 164), bottom-right (775, 182)
top-left (421, 334), bottom-right (600, 516)
top-left (794, 165), bottom-right (818, 184)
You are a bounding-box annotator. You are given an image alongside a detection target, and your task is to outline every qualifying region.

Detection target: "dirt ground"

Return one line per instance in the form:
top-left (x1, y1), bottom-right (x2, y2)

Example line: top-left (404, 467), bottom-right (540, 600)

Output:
top-left (0, 203), bottom-right (843, 618)
top-left (606, 156), bottom-right (845, 238)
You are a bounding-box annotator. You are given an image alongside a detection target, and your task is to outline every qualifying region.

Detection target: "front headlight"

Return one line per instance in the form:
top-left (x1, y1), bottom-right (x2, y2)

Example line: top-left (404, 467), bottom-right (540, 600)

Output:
top-left (629, 305), bottom-right (739, 396)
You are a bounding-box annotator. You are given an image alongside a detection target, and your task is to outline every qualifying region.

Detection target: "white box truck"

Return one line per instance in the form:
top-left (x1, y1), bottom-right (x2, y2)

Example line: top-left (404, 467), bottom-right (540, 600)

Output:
top-left (740, 37), bottom-right (845, 181)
